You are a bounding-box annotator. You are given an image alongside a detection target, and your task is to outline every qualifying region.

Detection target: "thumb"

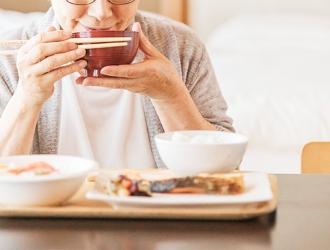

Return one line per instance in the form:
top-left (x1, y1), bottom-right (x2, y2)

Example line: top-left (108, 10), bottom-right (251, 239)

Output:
top-left (45, 26), bottom-right (57, 32)
top-left (132, 22), bottom-right (163, 59)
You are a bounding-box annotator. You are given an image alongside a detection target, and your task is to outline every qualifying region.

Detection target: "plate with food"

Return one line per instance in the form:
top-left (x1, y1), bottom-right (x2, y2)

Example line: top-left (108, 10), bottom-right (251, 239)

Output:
top-left (86, 170), bottom-right (273, 209)
top-left (0, 155), bottom-right (99, 207)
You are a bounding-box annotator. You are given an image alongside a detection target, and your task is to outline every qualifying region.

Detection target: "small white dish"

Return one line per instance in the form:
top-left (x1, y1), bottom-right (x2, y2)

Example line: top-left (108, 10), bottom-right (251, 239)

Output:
top-left (86, 171), bottom-right (273, 210)
top-left (0, 155), bottom-right (99, 207)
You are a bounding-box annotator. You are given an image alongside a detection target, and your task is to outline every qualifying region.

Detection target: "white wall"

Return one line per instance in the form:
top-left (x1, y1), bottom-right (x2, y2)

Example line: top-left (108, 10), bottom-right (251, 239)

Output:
top-left (188, 0), bottom-right (330, 41)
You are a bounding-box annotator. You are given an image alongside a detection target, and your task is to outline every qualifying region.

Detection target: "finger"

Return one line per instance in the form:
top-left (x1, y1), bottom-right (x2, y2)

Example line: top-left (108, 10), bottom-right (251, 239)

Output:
top-left (100, 63), bottom-right (148, 79)
top-left (132, 22), bottom-right (164, 59)
top-left (76, 76), bottom-right (85, 84)
top-left (33, 48), bottom-right (86, 74)
top-left (20, 30), bottom-right (72, 56)
top-left (45, 26), bottom-right (57, 32)
top-left (79, 76), bottom-right (152, 96)
top-left (41, 60), bottom-right (87, 83)
top-left (27, 41), bottom-right (82, 65)
top-left (18, 26), bottom-right (57, 60)
top-left (77, 69), bottom-right (86, 77)
top-left (80, 76), bottom-right (127, 89)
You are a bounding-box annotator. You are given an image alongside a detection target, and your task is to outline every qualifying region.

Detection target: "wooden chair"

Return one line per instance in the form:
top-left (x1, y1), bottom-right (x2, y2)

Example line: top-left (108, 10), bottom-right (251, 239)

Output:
top-left (301, 142), bottom-right (330, 173)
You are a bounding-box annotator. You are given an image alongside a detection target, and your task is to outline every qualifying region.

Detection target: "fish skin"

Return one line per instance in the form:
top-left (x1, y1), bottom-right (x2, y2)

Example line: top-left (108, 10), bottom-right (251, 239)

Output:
top-left (149, 176), bottom-right (245, 195)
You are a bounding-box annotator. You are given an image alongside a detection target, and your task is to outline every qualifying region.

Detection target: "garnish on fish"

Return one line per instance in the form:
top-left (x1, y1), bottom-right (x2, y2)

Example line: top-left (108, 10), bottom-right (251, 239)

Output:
top-left (104, 172), bottom-right (245, 197)
top-left (105, 174), bottom-right (152, 197)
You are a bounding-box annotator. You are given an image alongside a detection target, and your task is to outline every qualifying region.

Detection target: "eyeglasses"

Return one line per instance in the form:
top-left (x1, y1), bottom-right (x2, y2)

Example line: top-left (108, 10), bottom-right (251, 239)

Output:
top-left (66, 0), bottom-right (135, 5)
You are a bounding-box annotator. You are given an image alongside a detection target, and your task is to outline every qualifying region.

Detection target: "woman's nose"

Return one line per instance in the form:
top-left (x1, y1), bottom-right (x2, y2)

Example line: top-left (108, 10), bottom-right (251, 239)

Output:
top-left (88, 0), bottom-right (113, 21)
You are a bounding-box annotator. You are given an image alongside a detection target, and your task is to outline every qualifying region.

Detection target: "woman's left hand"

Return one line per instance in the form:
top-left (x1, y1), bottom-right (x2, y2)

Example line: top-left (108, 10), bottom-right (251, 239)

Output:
top-left (75, 22), bottom-right (186, 103)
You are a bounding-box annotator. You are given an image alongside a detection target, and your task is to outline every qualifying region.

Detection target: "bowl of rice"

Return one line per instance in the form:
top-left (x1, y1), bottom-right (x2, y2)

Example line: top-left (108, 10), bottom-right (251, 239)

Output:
top-left (155, 131), bottom-right (249, 176)
top-left (0, 155), bottom-right (99, 207)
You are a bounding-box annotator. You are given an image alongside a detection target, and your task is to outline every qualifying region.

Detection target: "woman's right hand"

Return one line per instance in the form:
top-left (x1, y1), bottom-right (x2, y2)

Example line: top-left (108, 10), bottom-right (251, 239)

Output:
top-left (15, 26), bottom-right (87, 107)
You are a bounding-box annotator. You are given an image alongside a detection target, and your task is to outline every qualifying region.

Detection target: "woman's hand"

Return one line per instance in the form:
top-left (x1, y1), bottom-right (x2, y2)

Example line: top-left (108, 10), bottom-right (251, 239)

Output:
top-left (76, 22), bottom-right (216, 131)
top-left (15, 26), bottom-right (87, 107)
top-left (0, 26), bottom-right (88, 156)
top-left (75, 22), bottom-right (186, 103)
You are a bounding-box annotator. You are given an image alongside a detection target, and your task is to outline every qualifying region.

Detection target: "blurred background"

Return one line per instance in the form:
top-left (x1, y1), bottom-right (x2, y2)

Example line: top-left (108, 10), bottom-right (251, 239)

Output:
top-left (3, 0), bottom-right (330, 41)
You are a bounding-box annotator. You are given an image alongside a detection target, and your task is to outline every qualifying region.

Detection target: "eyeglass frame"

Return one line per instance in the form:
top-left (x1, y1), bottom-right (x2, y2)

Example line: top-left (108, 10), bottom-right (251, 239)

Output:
top-left (66, 0), bottom-right (135, 5)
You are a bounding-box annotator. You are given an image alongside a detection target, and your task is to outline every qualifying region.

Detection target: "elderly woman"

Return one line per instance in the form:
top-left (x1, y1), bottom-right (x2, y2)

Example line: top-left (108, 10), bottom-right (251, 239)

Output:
top-left (0, 0), bottom-right (234, 169)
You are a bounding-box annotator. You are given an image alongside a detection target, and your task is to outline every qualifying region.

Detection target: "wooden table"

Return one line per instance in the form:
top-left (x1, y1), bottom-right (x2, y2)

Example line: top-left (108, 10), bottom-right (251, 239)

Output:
top-left (0, 174), bottom-right (329, 249)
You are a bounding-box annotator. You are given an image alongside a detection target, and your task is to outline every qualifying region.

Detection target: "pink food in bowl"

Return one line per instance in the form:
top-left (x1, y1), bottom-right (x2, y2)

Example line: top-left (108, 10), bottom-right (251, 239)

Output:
top-left (72, 30), bottom-right (139, 77)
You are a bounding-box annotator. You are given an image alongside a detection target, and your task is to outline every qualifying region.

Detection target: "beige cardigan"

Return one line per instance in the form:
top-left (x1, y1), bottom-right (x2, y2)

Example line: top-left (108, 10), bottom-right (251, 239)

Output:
top-left (0, 8), bottom-right (234, 169)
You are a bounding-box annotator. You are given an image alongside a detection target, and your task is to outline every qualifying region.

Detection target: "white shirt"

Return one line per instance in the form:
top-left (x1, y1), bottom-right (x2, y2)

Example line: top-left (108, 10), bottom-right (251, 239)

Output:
top-left (58, 73), bottom-right (156, 169)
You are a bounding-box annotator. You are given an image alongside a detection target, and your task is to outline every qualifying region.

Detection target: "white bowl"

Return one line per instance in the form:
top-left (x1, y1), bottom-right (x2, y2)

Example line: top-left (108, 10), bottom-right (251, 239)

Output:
top-left (155, 131), bottom-right (249, 176)
top-left (0, 155), bottom-right (99, 207)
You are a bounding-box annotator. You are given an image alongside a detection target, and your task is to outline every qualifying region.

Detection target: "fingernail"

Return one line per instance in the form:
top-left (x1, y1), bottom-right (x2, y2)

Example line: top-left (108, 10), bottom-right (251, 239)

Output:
top-left (76, 48), bottom-right (85, 56)
top-left (78, 60), bottom-right (87, 68)
top-left (100, 67), bottom-right (112, 74)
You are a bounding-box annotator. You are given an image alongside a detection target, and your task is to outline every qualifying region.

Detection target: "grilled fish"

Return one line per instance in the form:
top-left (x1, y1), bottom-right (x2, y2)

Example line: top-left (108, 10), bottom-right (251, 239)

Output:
top-left (105, 172), bottom-right (244, 197)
